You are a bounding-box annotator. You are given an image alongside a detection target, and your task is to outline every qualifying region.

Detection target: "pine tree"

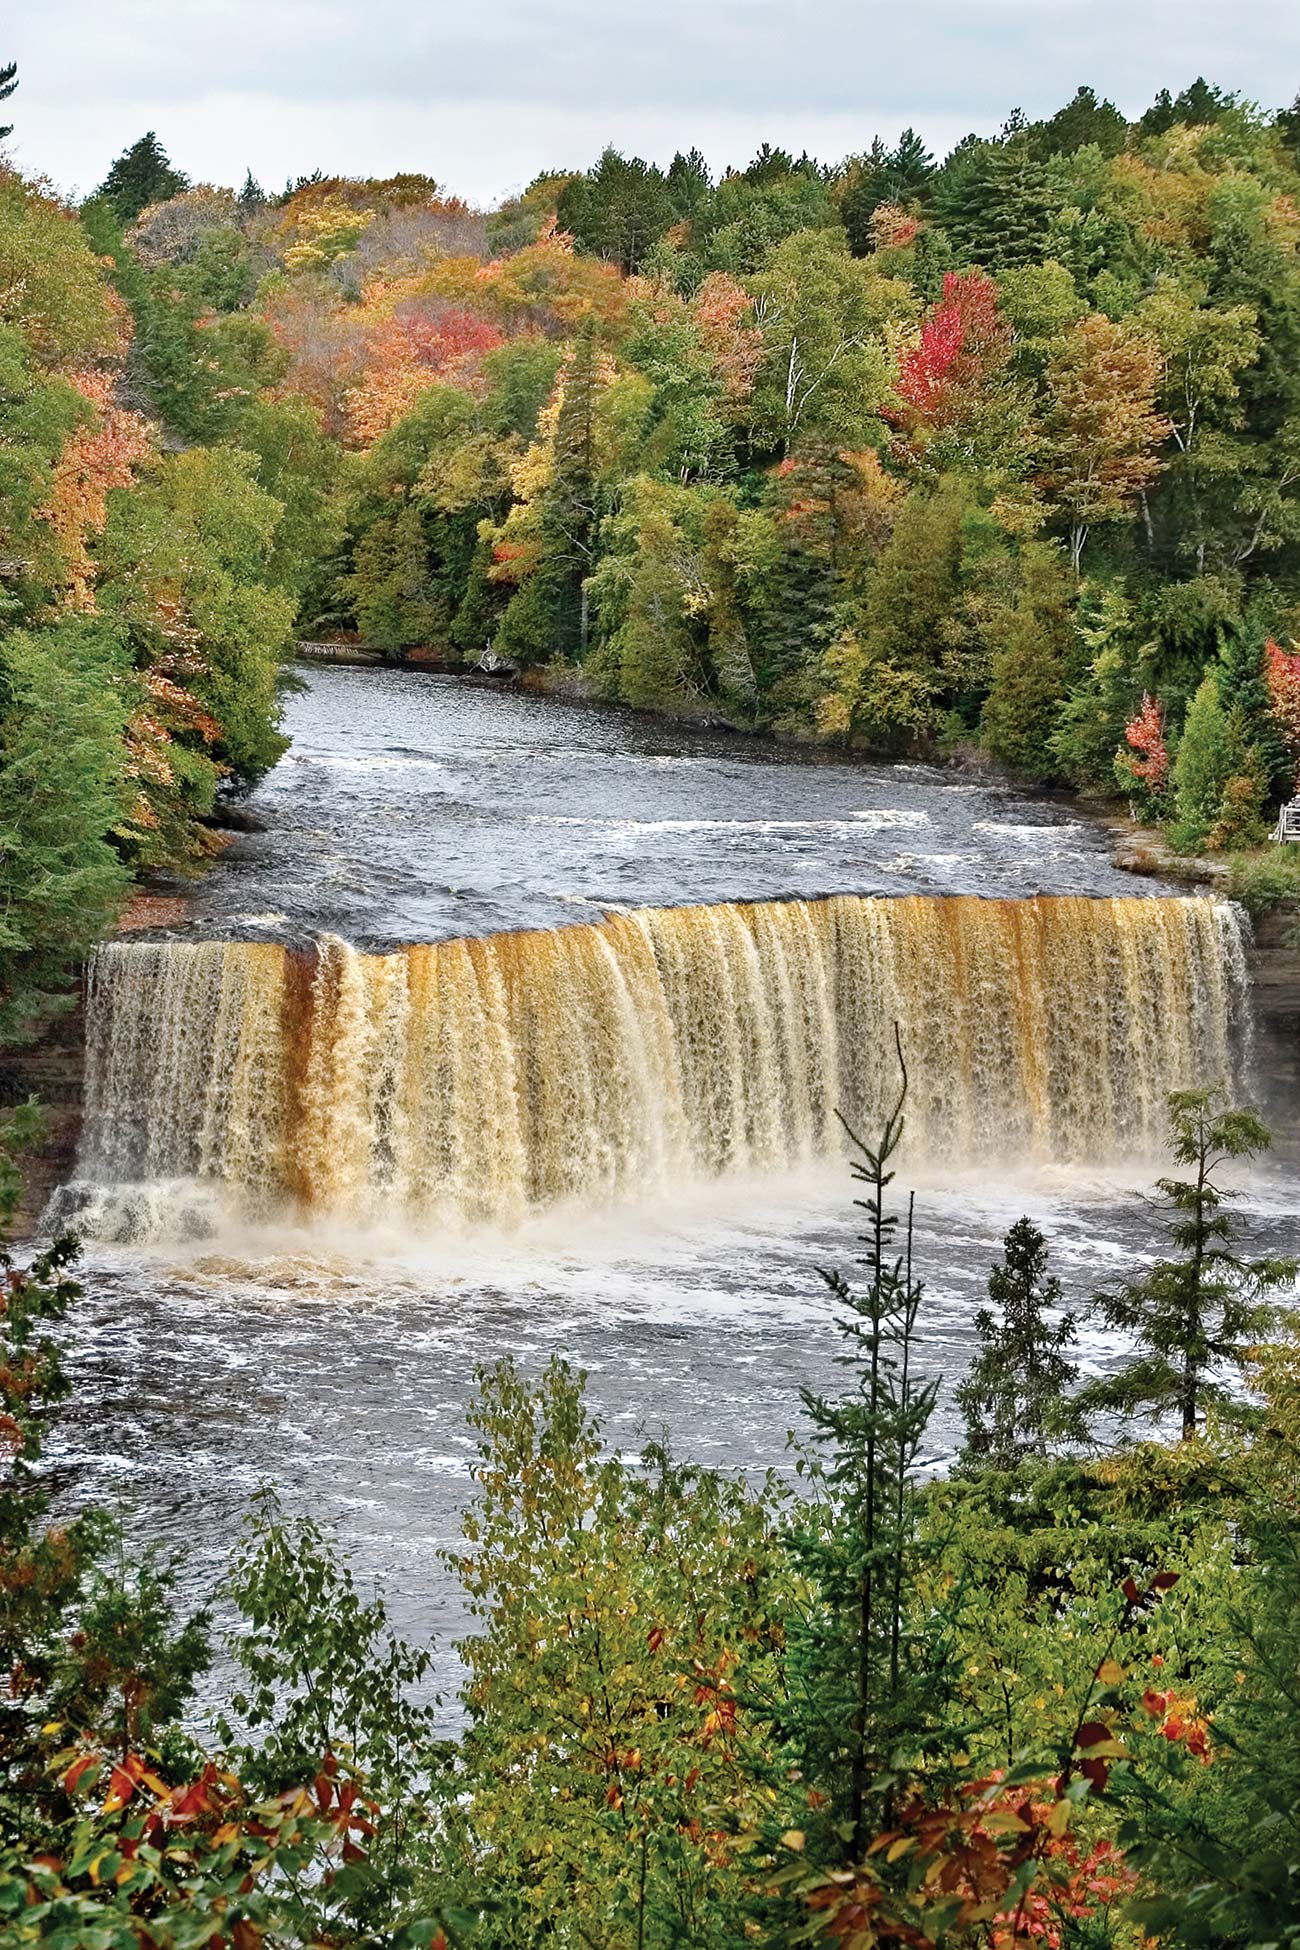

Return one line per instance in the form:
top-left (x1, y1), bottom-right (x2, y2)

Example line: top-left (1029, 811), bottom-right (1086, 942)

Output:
top-left (97, 132), bottom-right (189, 224)
top-left (934, 132), bottom-right (1056, 270)
top-left (956, 1218), bottom-right (1078, 1473)
top-left (1217, 626), bottom-right (1290, 796)
top-left (1032, 85), bottom-right (1128, 160)
top-left (788, 1043), bottom-right (945, 1859)
top-left (1168, 671), bottom-right (1269, 852)
top-left (1078, 1092), bottom-right (1294, 1440)
top-left (0, 59), bottom-right (16, 141)
top-left (238, 169), bottom-right (267, 211)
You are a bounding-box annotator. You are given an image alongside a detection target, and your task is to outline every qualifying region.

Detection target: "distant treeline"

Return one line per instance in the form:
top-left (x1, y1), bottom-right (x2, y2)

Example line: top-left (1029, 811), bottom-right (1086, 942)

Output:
top-left (6, 79), bottom-right (1300, 1030)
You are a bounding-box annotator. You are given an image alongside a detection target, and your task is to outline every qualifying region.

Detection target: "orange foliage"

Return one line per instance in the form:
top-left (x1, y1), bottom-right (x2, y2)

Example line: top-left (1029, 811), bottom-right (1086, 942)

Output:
top-left (341, 286), bottom-right (505, 444)
top-left (1266, 637), bottom-right (1300, 781)
top-left (41, 366), bottom-right (154, 609)
top-left (430, 229), bottom-right (627, 334)
top-left (692, 272), bottom-right (763, 408)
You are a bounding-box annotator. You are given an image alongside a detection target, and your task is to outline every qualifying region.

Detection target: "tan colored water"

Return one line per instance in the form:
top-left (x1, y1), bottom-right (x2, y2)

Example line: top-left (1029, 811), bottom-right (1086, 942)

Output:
top-left (78, 892), bottom-right (1247, 1237)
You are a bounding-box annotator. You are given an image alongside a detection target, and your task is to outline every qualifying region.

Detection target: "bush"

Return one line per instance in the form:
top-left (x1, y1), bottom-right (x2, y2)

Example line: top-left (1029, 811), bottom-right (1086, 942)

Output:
top-left (1224, 846), bottom-right (1300, 915)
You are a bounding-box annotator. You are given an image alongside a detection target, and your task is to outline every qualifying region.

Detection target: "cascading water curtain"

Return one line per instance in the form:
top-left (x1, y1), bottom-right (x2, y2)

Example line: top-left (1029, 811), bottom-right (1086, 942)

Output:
top-left (74, 894), bottom-right (1250, 1237)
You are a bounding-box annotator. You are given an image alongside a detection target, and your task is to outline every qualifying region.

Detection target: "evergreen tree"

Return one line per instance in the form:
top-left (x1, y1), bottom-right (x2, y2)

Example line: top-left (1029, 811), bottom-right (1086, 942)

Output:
top-left (1078, 1091), bottom-right (1294, 1440)
top-left (701, 497), bottom-right (757, 715)
top-left (1032, 85), bottom-right (1128, 159)
top-left (97, 132), bottom-right (189, 224)
top-left (238, 169), bottom-right (266, 211)
top-left (1140, 89), bottom-right (1179, 137)
top-left (838, 130), bottom-right (935, 254)
top-left (1141, 78), bottom-right (1234, 136)
top-left (956, 1218), bottom-right (1078, 1473)
top-left (497, 325), bottom-right (610, 664)
top-left (0, 59), bottom-right (16, 141)
top-left (933, 132), bottom-right (1055, 269)
top-left (556, 147), bottom-right (674, 273)
top-left (788, 1046), bottom-right (946, 1859)
top-left (665, 147), bottom-right (711, 221)
top-left (980, 542), bottom-right (1076, 782)
top-left (1279, 93), bottom-right (1300, 166)
top-left (1218, 624), bottom-right (1291, 796)
top-left (1168, 670), bottom-right (1269, 852)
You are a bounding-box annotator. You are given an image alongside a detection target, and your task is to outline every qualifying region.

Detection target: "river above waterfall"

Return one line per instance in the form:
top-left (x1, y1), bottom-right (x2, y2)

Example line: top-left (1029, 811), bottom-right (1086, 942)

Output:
top-left (179, 664), bottom-right (1165, 945)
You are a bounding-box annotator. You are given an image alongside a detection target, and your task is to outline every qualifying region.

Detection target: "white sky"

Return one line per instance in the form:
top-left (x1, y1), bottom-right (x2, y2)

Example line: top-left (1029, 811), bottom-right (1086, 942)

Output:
top-left (7, 0), bottom-right (1299, 207)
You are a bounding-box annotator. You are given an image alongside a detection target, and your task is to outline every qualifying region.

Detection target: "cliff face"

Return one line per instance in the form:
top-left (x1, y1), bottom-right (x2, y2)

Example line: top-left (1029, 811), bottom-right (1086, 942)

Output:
top-left (1248, 908), bottom-right (1300, 1165)
top-left (0, 995), bottom-right (85, 1234)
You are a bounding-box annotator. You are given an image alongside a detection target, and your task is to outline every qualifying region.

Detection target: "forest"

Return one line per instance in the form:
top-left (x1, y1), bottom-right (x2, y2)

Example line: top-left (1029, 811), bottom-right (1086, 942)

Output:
top-left (1, 1077), bottom-right (1299, 1946)
top-left (4, 62), bottom-right (1300, 1949)
top-left (6, 77), bottom-right (1300, 1033)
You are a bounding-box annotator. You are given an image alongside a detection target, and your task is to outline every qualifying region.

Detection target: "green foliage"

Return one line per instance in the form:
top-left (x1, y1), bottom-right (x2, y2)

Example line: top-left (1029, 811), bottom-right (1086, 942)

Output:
top-left (1078, 1090), bottom-right (1296, 1439)
top-left (97, 132), bottom-right (189, 225)
top-left (99, 445), bottom-right (293, 784)
top-left (1224, 844), bottom-right (1300, 915)
top-left (218, 1491), bottom-right (444, 1936)
top-left (1168, 670), bottom-right (1270, 853)
top-left (1121, 1517), bottom-right (1300, 1945)
top-left (932, 130), bottom-right (1057, 270)
top-left (0, 621), bottom-right (130, 1042)
top-left (556, 146), bottom-right (675, 274)
top-left (956, 1218), bottom-right (1079, 1473)
top-left (447, 1356), bottom-right (794, 1946)
top-left (787, 1050), bottom-right (949, 1858)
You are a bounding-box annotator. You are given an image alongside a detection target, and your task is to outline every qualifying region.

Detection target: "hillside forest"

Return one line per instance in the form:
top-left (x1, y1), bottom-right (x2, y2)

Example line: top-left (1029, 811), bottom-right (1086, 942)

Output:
top-left (6, 78), bottom-right (1300, 1013)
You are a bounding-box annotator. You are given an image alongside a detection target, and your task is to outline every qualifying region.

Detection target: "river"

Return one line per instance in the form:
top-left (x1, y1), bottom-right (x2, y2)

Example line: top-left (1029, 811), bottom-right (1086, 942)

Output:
top-left (52, 664), bottom-right (1297, 1714)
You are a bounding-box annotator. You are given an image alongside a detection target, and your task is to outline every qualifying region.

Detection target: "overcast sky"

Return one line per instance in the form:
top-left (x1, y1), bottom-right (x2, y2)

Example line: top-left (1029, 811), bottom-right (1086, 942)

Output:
top-left (7, 0), bottom-right (1299, 208)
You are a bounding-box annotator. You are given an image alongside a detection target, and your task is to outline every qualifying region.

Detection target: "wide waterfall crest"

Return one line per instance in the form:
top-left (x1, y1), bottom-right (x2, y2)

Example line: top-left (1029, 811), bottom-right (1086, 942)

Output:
top-left (69, 894), bottom-right (1249, 1240)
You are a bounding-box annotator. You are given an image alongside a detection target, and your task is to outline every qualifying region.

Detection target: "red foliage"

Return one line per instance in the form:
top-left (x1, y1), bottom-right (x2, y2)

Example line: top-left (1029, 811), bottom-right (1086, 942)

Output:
top-left (1266, 638), bottom-right (1300, 781)
top-left (1121, 693), bottom-right (1169, 794)
top-left (1140, 1686), bottom-right (1213, 1763)
top-left (892, 271), bottom-right (1007, 424)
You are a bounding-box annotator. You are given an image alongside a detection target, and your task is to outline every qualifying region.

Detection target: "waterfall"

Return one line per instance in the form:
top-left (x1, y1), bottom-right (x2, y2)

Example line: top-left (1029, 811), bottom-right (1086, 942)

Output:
top-left (69, 894), bottom-right (1250, 1239)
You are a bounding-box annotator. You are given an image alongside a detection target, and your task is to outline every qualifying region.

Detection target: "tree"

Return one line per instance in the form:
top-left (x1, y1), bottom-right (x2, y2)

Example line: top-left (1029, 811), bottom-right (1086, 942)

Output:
top-left (1032, 85), bottom-right (1128, 160)
top-left (788, 1046), bottom-right (945, 1860)
top-left (956, 1218), bottom-right (1078, 1472)
top-left (1078, 1092), bottom-right (1294, 1440)
top-left (97, 132), bottom-right (189, 225)
top-left (0, 620), bottom-right (131, 1042)
top-left (748, 228), bottom-right (893, 454)
top-left (838, 130), bottom-right (935, 253)
top-left (1038, 314), bottom-right (1170, 573)
top-left (556, 146), bottom-right (675, 273)
top-left (0, 59), bottom-right (16, 141)
top-left (1167, 670), bottom-right (1269, 853)
top-left (448, 1357), bottom-right (793, 1946)
top-left (979, 541), bottom-right (1076, 782)
top-left (932, 131), bottom-right (1056, 270)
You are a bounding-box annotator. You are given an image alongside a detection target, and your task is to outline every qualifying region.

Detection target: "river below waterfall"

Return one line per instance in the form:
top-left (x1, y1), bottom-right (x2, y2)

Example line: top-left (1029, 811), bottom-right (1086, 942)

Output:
top-left (53, 665), bottom-right (1298, 1719)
